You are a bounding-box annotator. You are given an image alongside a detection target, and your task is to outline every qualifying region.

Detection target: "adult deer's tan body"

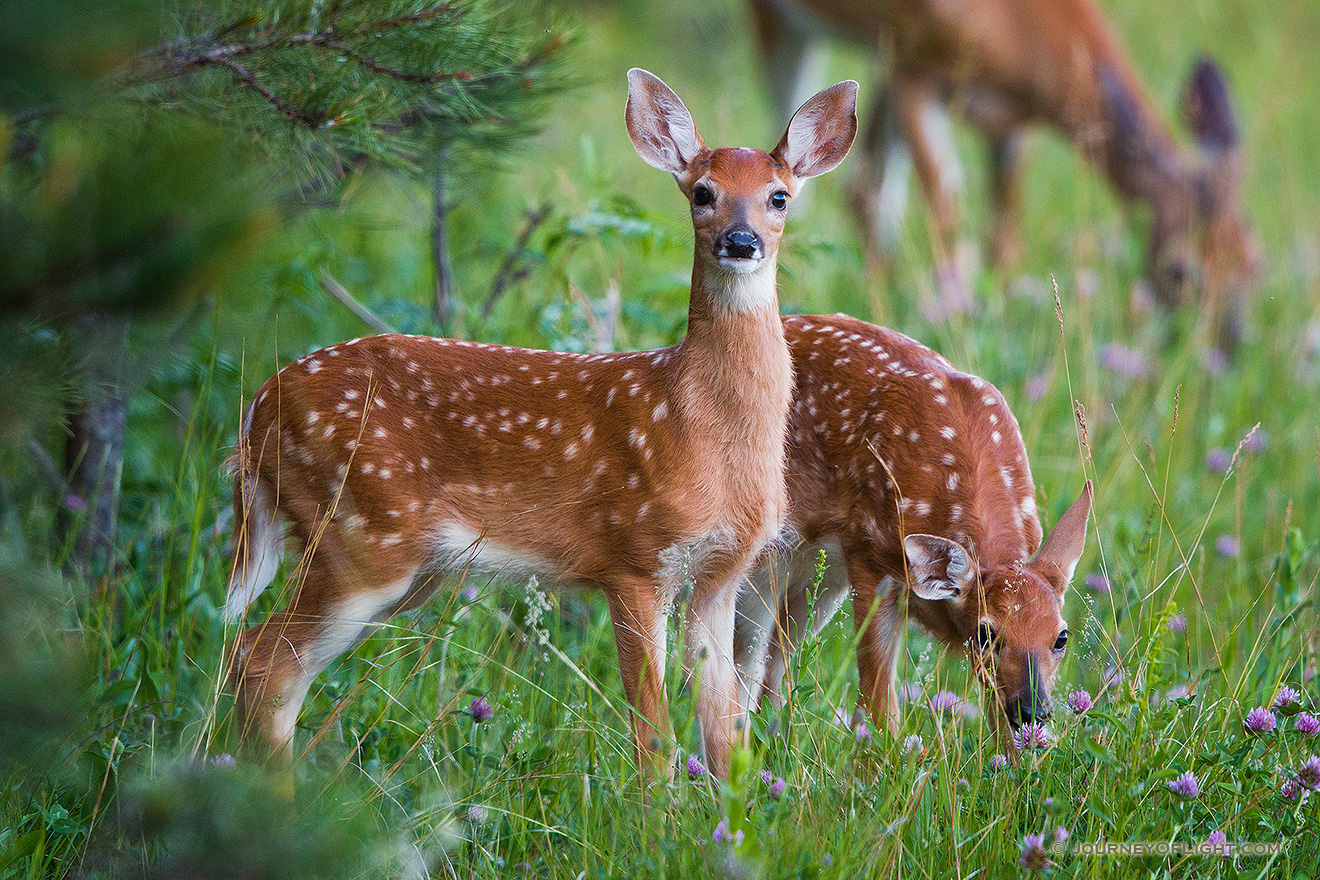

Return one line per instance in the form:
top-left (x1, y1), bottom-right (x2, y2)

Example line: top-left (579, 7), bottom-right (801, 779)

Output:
top-left (750, 0), bottom-right (1259, 340)
top-left (224, 70), bottom-right (858, 778)
top-left (736, 315), bottom-right (1091, 741)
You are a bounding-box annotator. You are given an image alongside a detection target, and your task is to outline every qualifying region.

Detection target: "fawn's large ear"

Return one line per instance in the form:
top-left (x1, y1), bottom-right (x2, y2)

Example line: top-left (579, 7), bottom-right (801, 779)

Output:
top-left (772, 80), bottom-right (858, 180)
top-left (626, 69), bottom-right (705, 175)
top-left (904, 534), bottom-right (974, 603)
top-left (1030, 481), bottom-right (1093, 594)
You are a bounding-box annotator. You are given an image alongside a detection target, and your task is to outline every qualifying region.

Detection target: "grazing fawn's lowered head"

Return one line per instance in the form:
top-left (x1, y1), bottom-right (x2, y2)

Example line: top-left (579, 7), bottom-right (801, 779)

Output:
top-left (626, 69), bottom-right (857, 307)
top-left (904, 482), bottom-right (1092, 731)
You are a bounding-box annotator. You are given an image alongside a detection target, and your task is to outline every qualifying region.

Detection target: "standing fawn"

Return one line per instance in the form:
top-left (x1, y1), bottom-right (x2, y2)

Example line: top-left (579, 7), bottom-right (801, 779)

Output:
top-left (223, 70), bottom-right (858, 778)
top-left (735, 314), bottom-right (1091, 744)
top-left (749, 0), bottom-right (1260, 342)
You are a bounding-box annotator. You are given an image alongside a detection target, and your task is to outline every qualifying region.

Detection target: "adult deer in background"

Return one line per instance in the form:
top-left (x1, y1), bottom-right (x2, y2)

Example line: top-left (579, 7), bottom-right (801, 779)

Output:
top-left (224, 69), bottom-right (858, 779)
top-left (735, 315), bottom-right (1091, 745)
top-left (749, 0), bottom-right (1260, 343)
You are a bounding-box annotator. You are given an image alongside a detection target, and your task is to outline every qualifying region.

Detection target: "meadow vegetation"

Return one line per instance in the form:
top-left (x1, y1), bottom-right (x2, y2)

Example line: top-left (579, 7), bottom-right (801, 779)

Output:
top-left (2, 0), bottom-right (1319, 876)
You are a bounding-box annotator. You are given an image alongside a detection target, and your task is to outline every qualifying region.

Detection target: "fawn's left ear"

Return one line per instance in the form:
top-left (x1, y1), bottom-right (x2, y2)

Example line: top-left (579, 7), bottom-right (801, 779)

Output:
top-left (904, 534), bottom-right (974, 603)
top-left (626, 68), bottom-right (705, 176)
top-left (772, 80), bottom-right (859, 181)
top-left (1030, 481), bottom-right (1093, 594)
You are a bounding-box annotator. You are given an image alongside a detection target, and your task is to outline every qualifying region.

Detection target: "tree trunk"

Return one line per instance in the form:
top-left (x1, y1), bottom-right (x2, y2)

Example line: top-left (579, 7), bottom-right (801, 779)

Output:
top-left (431, 146), bottom-right (457, 331)
top-left (60, 313), bottom-right (132, 585)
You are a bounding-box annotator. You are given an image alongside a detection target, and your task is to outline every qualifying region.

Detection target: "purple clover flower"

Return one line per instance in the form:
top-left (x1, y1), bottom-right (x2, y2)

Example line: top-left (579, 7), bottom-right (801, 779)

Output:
top-left (711, 818), bottom-right (744, 847)
top-left (1215, 534), bottom-right (1240, 559)
top-left (1241, 428), bottom-right (1267, 453)
top-left (469, 696), bottom-right (494, 723)
top-left (1083, 572), bottom-right (1110, 593)
top-left (929, 690), bottom-right (962, 713)
top-left (1167, 614), bottom-right (1187, 634)
top-left (901, 733), bottom-right (923, 757)
top-left (1100, 342), bottom-right (1152, 379)
top-left (1244, 706), bottom-right (1277, 733)
top-left (1067, 690), bottom-right (1093, 714)
top-left (1281, 778), bottom-right (1307, 802)
top-left (760, 769), bottom-right (773, 786)
top-left (209, 753), bottom-right (237, 770)
top-left (466, 805), bottom-right (488, 824)
top-left (1206, 829), bottom-right (1227, 849)
top-left (1298, 755), bottom-right (1320, 791)
top-left (769, 777), bottom-right (787, 799)
top-left (1294, 713), bottom-right (1320, 735)
top-left (1205, 448), bottom-right (1231, 474)
top-left (1055, 826), bottom-right (1070, 845)
top-left (1020, 833), bottom-right (1052, 872)
top-left (687, 753), bottom-right (705, 780)
top-left (989, 753), bottom-right (1009, 770)
top-left (1026, 372), bottom-right (1051, 402)
top-left (855, 723), bottom-right (872, 745)
top-left (1273, 686), bottom-right (1304, 710)
top-left (956, 778), bottom-right (970, 792)
top-left (1013, 723), bottom-right (1051, 750)
top-left (1168, 770), bottom-right (1200, 798)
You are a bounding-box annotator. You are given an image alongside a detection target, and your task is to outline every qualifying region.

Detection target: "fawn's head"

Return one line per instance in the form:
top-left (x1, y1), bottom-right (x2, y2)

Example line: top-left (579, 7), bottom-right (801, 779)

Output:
top-left (903, 482), bottom-right (1092, 730)
top-left (626, 69), bottom-right (856, 300)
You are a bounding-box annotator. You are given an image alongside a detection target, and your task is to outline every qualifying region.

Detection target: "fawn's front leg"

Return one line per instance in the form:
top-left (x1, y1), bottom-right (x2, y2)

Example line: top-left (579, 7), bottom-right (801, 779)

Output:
top-left (605, 581), bottom-right (673, 779)
top-left (849, 566), bottom-right (904, 736)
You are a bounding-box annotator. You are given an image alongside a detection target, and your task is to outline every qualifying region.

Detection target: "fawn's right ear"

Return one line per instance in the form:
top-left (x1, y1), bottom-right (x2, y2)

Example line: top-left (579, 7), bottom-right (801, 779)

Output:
top-left (626, 69), bottom-right (705, 175)
top-left (904, 534), bottom-right (974, 603)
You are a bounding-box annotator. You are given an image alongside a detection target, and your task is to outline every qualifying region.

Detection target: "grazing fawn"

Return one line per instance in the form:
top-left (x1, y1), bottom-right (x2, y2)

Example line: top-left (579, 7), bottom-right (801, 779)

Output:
top-left (749, 0), bottom-right (1260, 342)
top-left (224, 70), bottom-right (858, 778)
top-left (734, 315), bottom-right (1091, 743)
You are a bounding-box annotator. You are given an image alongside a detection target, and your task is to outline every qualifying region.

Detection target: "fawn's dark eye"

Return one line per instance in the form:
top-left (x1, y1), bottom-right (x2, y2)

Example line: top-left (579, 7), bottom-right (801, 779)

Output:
top-left (770, 190), bottom-right (788, 210)
top-left (977, 621), bottom-right (999, 654)
top-left (1053, 629), bottom-right (1069, 652)
top-left (692, 186), bottom-right (713, 207)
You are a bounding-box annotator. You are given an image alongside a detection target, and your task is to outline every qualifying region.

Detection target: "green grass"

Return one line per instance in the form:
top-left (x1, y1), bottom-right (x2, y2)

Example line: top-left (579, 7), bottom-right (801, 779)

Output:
top-left (5, 0), bottom-right (1320, 876)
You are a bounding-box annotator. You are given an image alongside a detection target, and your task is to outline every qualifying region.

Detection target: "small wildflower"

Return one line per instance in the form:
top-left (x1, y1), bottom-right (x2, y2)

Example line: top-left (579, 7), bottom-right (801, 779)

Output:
top-left (1202, 348), bottom-right (1230, 374)
top-left (711, 818), bottom-right (743, 847)
top-left (469, 696), bottom-right (494, 723)
top-left (956, 778), bottom-right (970, 792)
top-left (1100, 342), bottom-right (1152, 379)
top-left (1241, 427), bottom-right (1267, 453)
top-left (1294, 713), bottom-right (1320, 735)
top-left (1166, 614), bottom-right (1187, 634)
top-left (63, 493), bottom-right (87, 513)
top-left (1067, 690), bottom-right (1093, 714)
top-left (460, 585), bottom-right (479, 602)
top-left (1163, 683), bottom-right (1191, 703)
top-left (900, 683), bottom-right (924, 703)
top-left (1168, 770), bottom-right (1200, 798)
top-left (1244, 706), bottom-right (1277, 733)
top-left (1013, 723), bottom-right (1051, 750)
top-left (1042, 797), bottom-right (1056, 809)
top-left (1273, 686), bottom-right (1304, 710)
top-left (929, 690), bottom-right (962, 713)
top-left (1026, 371), bottom-right (1050, 402)
top-left (1103, 666), bottom-right (1125, 688)
top-left (1281, 778), bottom-right (1308, 802)
top-left (855, 723), bottom-right (872, 745)
top-left (769, 777), bottom-right (787, 799)
top-left (989, 754), bottom-right (1009, 770)
top-left (1054, 826), bottom-right (1070, 845)
top-left (833, 704), bottom-right (853, 726)
top-left (760, 769), bottom-right (773, 786)
top-left (902, 733), bottom-right (923, 757)
top-left (1205, 448), bottom-right (1231, 473)
top-left (1020, 832), bottom-right (1052, 872)
top-left (1215, 534), bottom-right (1240, 559)
top-left (466, 805), bottom-right (488, 824)
top-left (1298, 755), bottom-right (1320, 791)
top-left (1083, 572), bottom-right (1110, 593)
top-left (1206, 830), bottom-right (1228, 852)
top-left (209, 753), bottom-right (237, 770)
top-left (687, 753), bottom-right (705, 780)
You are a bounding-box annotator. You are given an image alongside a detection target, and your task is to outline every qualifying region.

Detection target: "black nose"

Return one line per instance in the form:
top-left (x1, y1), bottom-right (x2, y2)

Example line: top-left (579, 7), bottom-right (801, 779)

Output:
top-left (1007, 697), bottom-right (1052, 727)
top-left (719, 229), bottom-right (761, 260)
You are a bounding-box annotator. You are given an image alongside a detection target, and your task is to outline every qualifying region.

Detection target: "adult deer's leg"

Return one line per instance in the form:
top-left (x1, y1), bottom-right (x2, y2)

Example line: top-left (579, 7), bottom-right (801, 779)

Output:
top-left (987, 128), bottom-right (1027, 270)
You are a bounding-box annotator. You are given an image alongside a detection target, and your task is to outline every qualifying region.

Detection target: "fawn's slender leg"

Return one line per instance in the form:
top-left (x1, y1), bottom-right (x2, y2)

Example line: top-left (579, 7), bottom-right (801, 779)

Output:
top-left (849, 563), bottom-right (904, 736)
top-left (987, 128), bottom-right (1027, 270)
top-left (605, 582), bottom-right (673, 777)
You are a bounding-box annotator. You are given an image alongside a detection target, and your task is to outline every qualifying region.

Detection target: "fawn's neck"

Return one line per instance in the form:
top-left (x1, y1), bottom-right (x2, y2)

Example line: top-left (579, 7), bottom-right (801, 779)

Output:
top-left (677, 258), bottom-right (793, 440)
